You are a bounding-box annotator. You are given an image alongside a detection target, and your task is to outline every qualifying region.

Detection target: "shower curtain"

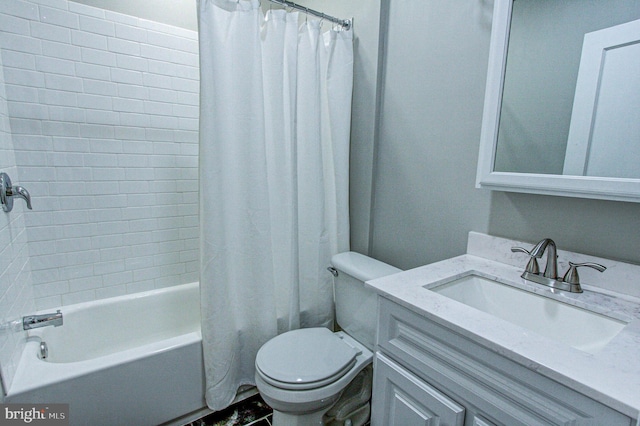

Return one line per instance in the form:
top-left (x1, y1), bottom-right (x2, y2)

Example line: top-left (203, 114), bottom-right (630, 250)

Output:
top-left (198, 0), bottom-right (353, 410)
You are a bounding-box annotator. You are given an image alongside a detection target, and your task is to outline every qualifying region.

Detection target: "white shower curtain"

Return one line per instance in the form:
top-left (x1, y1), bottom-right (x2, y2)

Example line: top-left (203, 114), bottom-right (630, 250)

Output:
top-left (198, 0), bottom-right (353, 410)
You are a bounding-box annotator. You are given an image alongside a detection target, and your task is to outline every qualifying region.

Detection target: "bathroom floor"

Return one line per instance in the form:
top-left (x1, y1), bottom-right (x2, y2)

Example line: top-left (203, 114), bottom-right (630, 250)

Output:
top-left (186, 394), bottom-right (273, 426)
top-left (183, 393), bottom-right (371, 426)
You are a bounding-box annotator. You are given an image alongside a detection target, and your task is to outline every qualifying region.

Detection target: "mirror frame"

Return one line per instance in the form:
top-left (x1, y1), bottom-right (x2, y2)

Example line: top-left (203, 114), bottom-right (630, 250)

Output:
top-left (476, 0), bottom-right (640, 203)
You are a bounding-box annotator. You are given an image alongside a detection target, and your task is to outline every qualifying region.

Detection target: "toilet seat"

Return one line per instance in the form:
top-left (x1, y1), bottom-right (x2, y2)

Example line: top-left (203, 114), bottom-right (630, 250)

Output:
top-left (255, 328), bottom-right (360, 390)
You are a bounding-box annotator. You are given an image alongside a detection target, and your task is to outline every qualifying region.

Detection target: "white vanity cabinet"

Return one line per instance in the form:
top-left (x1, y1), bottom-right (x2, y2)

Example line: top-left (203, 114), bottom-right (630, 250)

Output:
top-left (371, 297), bottom-right (633, 426)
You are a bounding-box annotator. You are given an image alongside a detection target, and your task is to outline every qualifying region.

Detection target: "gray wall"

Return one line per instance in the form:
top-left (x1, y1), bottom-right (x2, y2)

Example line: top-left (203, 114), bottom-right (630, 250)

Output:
top-left (370, 0), bottom-right (493, 269)
top-left (370, 0), bottom-right (640, 271)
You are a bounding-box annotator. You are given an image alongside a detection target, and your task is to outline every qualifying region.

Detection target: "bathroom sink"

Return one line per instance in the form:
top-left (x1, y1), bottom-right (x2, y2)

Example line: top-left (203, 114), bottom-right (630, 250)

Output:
top-left (430, 274), bottom-right (628, 354)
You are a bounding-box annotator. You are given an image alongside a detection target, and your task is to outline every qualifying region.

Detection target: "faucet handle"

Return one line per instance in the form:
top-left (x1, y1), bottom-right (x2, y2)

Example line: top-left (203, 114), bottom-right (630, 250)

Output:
top-left (562, 261), bottom-right (606, 284)
top-left (10, 185), bottom-right (32, 210)
top-left (561, 261), bottom-right (606, 292)
top-left (1, 173), bottom-right (32, 212)
top-left (511, 246), bottom-right (540, 274)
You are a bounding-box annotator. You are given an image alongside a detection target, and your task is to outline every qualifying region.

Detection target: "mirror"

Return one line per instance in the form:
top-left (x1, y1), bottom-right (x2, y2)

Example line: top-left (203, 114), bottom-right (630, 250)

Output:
top-left (476, 0), bottom-right (640, 202)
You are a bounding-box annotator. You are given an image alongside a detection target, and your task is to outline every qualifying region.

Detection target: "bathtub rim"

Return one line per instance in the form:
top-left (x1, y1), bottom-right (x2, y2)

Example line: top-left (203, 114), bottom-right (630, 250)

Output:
top-left (31, 281), bottom-right (200, 316)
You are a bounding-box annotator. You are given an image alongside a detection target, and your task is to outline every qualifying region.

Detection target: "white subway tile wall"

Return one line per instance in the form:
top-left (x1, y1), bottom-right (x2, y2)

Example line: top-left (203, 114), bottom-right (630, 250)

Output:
top-left (0, 0), bottom-right (200, 310)
top-left (0, 48), bottom-right (35, 394)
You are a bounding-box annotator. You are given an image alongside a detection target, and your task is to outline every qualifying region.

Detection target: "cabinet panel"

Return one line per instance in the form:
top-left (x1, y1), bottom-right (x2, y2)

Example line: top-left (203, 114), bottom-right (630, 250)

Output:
top-left (376, 297), bottom-right (632, 426)
top-left (373, 353), bottom-right (465, 426)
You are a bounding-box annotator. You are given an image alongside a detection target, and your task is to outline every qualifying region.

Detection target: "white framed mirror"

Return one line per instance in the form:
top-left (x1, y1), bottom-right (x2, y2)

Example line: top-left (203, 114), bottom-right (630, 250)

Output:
top-left (476, 0), bottom-right (640, 202)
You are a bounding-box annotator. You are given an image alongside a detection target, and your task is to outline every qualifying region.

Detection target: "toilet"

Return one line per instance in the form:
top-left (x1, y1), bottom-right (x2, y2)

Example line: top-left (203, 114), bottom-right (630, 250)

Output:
top-left (255, 252), bottom-right (401, 425)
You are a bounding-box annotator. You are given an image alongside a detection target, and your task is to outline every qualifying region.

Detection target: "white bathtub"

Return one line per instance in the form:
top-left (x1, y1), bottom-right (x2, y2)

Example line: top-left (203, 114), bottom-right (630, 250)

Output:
top-left (5, 282), bottom-right (206, 426)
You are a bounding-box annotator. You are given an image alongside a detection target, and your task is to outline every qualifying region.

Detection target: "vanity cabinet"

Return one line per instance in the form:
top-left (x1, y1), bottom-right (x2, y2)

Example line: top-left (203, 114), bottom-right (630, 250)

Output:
top-left (371, 297), bottom-right (633, 426)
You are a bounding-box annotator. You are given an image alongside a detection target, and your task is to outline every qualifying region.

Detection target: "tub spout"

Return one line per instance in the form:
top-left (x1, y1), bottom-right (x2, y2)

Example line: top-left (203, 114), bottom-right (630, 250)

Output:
top-left (23, 310), bottom-right (63, 330)
top-left (40, 341), bottom-right (49, 359)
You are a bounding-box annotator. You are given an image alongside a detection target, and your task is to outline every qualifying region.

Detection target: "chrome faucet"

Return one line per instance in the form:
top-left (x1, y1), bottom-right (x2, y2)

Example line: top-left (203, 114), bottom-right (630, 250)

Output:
top-left (9, 185), bottom-right (32, 209)
top-left (529, 238), bottom-right (558, 279)
top-left (23, 310), bottom-right (63, 330)
top-left (512, 238), bottom-right (606, 293)
top-left (1, 172), bottom-right (32, 212)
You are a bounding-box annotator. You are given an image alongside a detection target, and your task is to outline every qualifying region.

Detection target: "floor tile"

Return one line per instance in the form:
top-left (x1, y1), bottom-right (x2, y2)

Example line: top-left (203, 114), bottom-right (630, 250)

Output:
top-left (186, 394), bottom-right (272, 426)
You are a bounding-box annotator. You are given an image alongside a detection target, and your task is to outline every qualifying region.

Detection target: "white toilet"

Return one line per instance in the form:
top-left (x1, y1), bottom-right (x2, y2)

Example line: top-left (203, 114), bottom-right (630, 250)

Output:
top-left (255, 252), bottom-right (401, 425)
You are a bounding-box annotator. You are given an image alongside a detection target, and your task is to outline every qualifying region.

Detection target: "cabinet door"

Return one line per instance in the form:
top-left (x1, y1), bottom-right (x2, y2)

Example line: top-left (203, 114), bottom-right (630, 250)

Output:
top-left (372, 353), bottom-right (465, 426)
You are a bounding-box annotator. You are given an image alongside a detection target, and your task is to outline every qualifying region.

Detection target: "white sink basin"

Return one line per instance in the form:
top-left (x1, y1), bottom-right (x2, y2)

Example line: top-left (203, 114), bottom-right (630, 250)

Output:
top-left (430, 274), bottom-right (628, 354)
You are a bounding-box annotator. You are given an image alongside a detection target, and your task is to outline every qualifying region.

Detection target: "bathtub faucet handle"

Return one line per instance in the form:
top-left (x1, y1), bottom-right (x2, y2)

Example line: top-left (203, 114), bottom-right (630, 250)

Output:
top-left (23, 310), bottom-right (63, 330)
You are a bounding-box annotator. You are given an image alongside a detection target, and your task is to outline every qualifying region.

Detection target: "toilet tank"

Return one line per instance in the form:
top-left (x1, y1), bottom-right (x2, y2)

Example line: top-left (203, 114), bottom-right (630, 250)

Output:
top-left (331, 252), bottom-right (401, 350)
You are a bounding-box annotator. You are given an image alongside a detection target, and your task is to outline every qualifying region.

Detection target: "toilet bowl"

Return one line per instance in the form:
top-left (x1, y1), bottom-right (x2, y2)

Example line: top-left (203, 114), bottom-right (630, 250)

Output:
top-left (255, 252), bottom-right (401, 425)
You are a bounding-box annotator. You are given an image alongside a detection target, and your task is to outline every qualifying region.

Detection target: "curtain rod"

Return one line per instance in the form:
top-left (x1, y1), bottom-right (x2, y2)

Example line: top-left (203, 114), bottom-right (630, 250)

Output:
top-left (267, 0), bottom-right (352, 30)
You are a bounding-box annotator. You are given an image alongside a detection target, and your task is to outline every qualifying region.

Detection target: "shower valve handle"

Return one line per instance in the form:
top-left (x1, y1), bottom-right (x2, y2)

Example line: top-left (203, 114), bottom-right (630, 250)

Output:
top-left (1, 172), bottom-right (32, 212)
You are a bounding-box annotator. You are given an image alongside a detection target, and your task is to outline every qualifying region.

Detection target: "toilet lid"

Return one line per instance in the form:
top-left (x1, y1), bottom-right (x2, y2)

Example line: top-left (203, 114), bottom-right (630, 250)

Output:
top-left (256, 328), bottom-right (359, 389)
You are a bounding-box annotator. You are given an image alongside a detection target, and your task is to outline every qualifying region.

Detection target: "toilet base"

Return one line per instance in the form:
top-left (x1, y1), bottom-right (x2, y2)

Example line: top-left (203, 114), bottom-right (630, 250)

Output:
top-left (272, 408), bottom-right (328, 426)
top-left (267, 365), bottom-right (372, 426)
top-left (270, 394), bottom-right (370, 426)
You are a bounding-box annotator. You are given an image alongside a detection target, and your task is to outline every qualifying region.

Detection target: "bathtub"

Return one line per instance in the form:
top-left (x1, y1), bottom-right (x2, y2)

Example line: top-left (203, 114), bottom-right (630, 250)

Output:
top-left (4, 282), bottom-right (207, 426)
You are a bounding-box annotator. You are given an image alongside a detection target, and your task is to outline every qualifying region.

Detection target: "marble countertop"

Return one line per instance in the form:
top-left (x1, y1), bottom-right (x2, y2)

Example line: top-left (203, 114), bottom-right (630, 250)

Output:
top-left (366, 233), bottom-right (640, 419)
